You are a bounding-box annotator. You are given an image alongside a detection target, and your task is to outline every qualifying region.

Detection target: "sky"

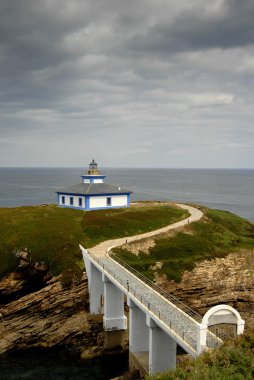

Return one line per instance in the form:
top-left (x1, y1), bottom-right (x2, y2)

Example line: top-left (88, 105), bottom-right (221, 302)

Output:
top-left (0, 0), bottom-right (254, 168)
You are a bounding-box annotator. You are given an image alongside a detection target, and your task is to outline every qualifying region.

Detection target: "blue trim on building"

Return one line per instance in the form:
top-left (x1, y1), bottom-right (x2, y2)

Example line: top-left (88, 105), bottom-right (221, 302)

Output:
top-left (58, 193), bottom-right (130, 211)
top-left (85, 196), bottom-right (89, 210)
top-left (81, 175), bottom-right (106, 179)
top-left (56, 191), bottom-right (131, 197)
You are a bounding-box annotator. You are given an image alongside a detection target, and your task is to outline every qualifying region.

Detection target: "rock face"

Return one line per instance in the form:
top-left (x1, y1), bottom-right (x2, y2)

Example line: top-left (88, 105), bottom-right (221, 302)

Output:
top-left (156, 250), bottom-right (254, 329)
top-left (0, 274), bottom-right (108, 356)
top-left (0, 249), bottom-right (253, 356)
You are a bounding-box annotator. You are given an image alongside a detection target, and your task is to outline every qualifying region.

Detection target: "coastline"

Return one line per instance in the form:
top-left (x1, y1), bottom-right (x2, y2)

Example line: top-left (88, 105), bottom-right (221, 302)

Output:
top-left (0, 201), bottom-right (253, 379)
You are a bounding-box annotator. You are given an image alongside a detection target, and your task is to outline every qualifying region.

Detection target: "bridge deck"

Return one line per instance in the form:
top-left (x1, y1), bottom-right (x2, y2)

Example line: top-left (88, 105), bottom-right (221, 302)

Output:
top-left (84, 204), bottom-right (220, 355)
top-left (89, 253), bottom-right (221, 355)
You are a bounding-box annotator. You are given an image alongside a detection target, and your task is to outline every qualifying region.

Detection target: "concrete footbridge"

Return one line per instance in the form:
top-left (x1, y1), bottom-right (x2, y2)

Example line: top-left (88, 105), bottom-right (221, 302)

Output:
top-left (80, 203), bottom-right (245, 375)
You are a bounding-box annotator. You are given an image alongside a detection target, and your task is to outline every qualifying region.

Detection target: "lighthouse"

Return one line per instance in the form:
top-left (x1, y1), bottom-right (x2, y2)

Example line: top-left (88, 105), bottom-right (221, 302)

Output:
top-left (81, 159), bottom-right (106, 183)
top-left (56, 159), bottom-right (132, 211)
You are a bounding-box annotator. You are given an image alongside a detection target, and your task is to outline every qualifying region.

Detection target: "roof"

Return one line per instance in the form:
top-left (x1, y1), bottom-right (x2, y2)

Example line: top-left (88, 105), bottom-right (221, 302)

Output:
top-left (56, 182), bottom-right (132, 195)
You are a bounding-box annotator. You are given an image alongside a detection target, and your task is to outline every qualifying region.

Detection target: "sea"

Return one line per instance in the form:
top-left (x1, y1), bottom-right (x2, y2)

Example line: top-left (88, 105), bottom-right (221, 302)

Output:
top-left (0, 167), bottom-right (253, 380)
top-left (0, 167), bottom-right (253, 221)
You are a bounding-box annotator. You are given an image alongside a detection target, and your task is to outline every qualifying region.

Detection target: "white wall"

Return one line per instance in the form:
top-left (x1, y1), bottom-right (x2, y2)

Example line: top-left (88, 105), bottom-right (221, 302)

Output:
top-left (58, 193), bottom-right (128, 209)
top-left (112, 195), bottom-right (127, 207)
top-left (82, 178), bottom-right (103, 183)
top-left (89, 195), bottom-right (127, 209)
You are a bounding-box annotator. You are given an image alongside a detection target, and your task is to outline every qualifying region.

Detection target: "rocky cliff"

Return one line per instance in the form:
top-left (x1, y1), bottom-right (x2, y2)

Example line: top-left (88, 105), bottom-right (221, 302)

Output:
top-left (156, 249), bottom-right (254, 329)
top-left (0, 273), bottom-right (122, 358)
top-left (0, 249), bottom-right (253, 356)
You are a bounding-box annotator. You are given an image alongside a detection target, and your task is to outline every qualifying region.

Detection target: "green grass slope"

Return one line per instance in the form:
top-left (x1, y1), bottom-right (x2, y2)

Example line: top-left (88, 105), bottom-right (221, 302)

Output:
top-left (113, 208), bottom-right (254, 282)
top-left (0, 203), bottom-right (188, 280)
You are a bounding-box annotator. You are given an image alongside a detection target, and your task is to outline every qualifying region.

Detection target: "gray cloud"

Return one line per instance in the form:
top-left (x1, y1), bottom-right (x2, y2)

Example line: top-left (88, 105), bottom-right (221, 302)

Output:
top-left (0, 0), bottom-right (253, 168)
top-left (129, 0), bottom-right (254, 55)
top-left (127, 0), bottom-right (254, 54)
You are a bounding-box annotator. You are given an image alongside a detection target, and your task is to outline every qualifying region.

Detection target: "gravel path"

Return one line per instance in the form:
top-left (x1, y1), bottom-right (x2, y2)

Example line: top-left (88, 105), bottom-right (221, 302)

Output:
top-left (86, 203), bottom-right (206, 353)
top-left (89, 203), bottom-right (203, 257)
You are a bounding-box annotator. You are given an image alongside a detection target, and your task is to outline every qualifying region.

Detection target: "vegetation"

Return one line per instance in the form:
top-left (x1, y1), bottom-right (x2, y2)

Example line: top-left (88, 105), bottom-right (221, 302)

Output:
top-left (113, 208), bottom-right (254, 282)
top-left (147, 331), bottom-right (254, 380)
top-left (1, 203), bottom-right (253, 378)
top-left (0, 203), bottom-right (188, 280)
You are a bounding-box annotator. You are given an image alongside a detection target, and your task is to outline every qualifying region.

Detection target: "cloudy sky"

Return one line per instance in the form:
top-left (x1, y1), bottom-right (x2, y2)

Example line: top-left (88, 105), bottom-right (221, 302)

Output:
top-left (1, 0), bottom-right (254, 168)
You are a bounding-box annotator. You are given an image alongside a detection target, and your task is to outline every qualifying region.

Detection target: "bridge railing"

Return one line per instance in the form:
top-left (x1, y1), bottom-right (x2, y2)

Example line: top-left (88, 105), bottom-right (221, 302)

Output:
top-left (89, 252), bottom-right (198, 351)
top-left (110, 255), bottom-right (227, 349)
top-left (110, 254), bottom-right (202, 322)
top-left (129, 282), bottom-right (197, 350)
top-left (88, 251), bottom-right (224, 352)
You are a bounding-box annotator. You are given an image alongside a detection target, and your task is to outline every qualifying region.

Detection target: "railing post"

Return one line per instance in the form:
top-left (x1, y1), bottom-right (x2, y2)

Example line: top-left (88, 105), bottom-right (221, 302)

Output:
top-left (197, 323), bottom-right (208, 354)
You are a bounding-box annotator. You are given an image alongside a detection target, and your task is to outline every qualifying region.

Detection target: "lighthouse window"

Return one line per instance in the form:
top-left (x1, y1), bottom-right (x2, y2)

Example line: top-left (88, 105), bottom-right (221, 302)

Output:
top-left (79, 198), bottom-right (82, 207)
top-left (106, 197), bottom-right (112, 206)
top-left (70, 197), bottom-right (74, 206)
top-left (61, 196), bottom-right (65, 205)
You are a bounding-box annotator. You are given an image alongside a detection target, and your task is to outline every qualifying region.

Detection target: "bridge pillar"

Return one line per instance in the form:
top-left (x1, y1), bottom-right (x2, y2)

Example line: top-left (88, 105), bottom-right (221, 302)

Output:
top-left (103, 274), bottom-right (127, 331)
top-left (147, 316), bottom-right (176, 374)
top-left (80, 245), bottom-right (104, 314)
top-left (89, 263), bottom-right (104, 314)
top-left (129, 300), bottom-right (149, 353)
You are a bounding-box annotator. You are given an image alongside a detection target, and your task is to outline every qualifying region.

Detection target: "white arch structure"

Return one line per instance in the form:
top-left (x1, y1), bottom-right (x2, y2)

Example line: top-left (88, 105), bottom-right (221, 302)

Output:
top-left (198, 304), bottom-right (245, 353)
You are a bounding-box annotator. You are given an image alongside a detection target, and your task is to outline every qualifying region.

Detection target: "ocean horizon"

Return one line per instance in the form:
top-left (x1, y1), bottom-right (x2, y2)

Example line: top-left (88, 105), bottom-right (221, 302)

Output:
top-left (0, 167), bottom-right (253, 221)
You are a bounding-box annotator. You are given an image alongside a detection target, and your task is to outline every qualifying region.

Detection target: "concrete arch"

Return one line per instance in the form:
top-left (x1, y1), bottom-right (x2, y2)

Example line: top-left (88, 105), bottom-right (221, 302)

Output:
top-left (202, 304), bottom-right (245, 335)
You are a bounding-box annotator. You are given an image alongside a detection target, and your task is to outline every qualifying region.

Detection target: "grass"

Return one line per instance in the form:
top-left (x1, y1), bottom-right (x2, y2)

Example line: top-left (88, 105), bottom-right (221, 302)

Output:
top-left (147, 330), bottom-right (254, 380)
top-left (113, 208), bottom-right (254, 282)
top-left (80, 203), bottom-right (189, 247)
top-left (0, 203), bottom-right (188, 280)
top-left (0, 205), bottom-right (84, 279)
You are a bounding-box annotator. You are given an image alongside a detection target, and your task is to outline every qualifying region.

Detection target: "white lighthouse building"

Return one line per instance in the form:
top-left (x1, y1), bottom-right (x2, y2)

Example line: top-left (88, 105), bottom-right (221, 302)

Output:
top-left (56, 159), bottom-right (132, 211)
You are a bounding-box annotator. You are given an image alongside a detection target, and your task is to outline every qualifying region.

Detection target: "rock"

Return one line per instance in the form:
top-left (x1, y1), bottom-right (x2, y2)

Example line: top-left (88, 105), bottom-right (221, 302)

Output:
top-left (0, 274), bottom-right (100, 354)
top-left (0, 273), bottom-right (26, 303)
top-left (0, 247), bottom-right (253, 359)
top-left (157, 249), bottom-right (254, 329)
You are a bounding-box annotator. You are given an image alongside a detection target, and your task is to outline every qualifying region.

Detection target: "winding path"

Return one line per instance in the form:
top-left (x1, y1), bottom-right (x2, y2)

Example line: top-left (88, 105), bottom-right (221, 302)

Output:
top-left (89, 203), bottom-right (203, 257)
top-left (83, 203), bottom-right (212, 355)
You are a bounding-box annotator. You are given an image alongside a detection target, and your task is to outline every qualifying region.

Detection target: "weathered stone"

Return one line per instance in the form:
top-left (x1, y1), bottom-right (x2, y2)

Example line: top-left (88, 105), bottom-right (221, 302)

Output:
top-left (156, 250), bottom-right (254, 329)
top-left (0, 274), bottom-right (92, 354)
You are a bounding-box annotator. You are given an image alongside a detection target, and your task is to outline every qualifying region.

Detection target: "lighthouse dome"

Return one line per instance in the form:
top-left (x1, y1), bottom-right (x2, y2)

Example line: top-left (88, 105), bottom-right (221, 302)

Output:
top-left (89, 158), bottom-right (97, 171)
